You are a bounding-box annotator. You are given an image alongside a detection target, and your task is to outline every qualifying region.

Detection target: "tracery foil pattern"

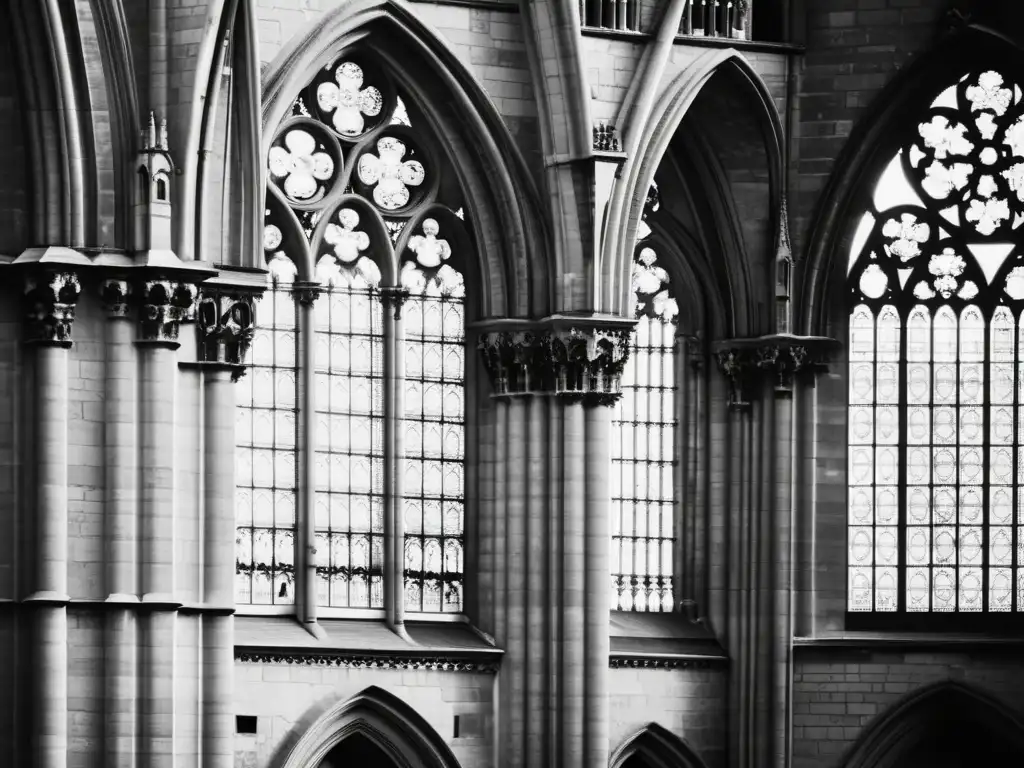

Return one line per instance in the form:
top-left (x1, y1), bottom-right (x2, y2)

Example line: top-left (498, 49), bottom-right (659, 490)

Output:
top-left (847, 70), bottom-right (1024, 616)
top-left (238, 52), bottom-right (468, 612)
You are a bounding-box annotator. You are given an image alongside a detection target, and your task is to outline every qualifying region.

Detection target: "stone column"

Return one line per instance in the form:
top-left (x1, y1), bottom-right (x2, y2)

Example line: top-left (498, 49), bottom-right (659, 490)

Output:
top-left (714, 336), bottom-right (835, 768)
top-left (23, 270), bottom-right (80, 768)
top-left (196, 288), bottom-right (256, 768)
top-left (136, 279), bottom-right (196, 768)
top-left (479, 320), bottom-right (632, 768)
top-left (100, 279), bottom-right (138, 768)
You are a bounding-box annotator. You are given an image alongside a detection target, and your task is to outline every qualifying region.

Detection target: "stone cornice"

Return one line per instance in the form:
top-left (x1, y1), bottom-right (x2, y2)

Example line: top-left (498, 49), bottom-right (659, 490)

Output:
top-left (477, 314), bottom-right (636, 405)
top-left (236, 650), bottom-right (501, 674)
top-left (714, 334), bottom-right (838, 404)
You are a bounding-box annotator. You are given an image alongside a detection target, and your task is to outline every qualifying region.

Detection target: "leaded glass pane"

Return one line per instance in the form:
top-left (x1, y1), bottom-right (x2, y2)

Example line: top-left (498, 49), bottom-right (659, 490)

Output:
top-left (402, 243), bottom-right (465, 614)
top-left (613, 242), bottom-right (679, 613)
top-left (236, 277), bottom-right (298, 605)
top-left (314, 283), bottom-right (385, 608)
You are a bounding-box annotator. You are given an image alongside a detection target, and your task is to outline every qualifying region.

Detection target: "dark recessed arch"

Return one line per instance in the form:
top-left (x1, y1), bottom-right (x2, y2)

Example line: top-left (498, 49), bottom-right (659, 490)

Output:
top-left (609, 723), bottom-right (711, 768)
top-left (260, 0), bottom-right (551, 320)
top-left (839, 680), bottom-right (1024, 768)
top-left (604, 48), bottom-right (785, 333)
top-left (272, 686), bottom-right (462, 768)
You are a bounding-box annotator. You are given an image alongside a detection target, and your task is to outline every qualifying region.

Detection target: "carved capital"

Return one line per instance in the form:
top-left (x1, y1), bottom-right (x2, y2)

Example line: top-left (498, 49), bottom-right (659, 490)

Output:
top-left (138, 280), bottom-right (198, 344)
top-left (714, 334), bottom-right (838, 403)
top-left (293, 281), bottom-right (321, 307)
top-left (196, 289), bottom-right (257, 378)
top-left (479, 319), bottom-right (634, 406)
top-left (23, 271), bottom-right (81, 347)
top-left (380, 287), bottom-right (410, 320)
top-left (683, 333), bottom-right (704, 372)
top-left (100, 279), bottom-right (132, 319)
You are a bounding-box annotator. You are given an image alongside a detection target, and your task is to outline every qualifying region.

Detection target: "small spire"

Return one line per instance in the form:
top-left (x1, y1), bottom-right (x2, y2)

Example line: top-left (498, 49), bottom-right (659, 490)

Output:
top-left (147, 112), bottom-right (157, 150)
top-left (158, 118), bottom-right (168, 151)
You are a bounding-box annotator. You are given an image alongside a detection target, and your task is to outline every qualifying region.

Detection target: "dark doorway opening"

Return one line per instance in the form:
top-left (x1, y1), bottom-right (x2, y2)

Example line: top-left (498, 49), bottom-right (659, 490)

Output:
top-left (320, 733), bottom-right (398, 767)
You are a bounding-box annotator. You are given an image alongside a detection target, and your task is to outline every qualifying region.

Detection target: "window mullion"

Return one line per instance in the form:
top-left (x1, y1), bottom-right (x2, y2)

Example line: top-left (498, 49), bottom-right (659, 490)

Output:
top-left (382, 288), bottom-right (406, 630)
top-left (296, 288), bottom-right (319, 627)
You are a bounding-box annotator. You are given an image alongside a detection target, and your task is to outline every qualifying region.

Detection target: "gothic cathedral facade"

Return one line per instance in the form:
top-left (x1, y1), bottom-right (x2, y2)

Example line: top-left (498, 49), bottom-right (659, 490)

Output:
top-left (1, 0), bottom-right (1024, 767)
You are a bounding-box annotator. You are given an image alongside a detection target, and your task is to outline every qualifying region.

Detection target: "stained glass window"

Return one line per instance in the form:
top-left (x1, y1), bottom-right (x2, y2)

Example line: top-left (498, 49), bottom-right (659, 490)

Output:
top-left (235, 256), bottom-right (298, 605)
top-left (237, 51), bottom-right (468, 616)
top-left (612, 219), bottom-right (680, 611)
top-left (402, 220), bottom-right (466, 613)
top-left (847, 69), bottom-right (1024, 617)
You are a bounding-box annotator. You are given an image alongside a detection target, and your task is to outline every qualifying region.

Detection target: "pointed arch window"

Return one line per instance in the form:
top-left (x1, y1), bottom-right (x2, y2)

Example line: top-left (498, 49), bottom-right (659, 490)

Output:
top-left (236, 52), bottom-right (468, 616)
top-left (612, 192), bottom-right (680, 613)
top-left (846, 69), bottom-right (1024, 621)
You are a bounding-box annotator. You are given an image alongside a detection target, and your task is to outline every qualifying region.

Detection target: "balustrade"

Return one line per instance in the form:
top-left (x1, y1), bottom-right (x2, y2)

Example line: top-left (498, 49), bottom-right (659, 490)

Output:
top-left (579, 0), bottom-right (756, 41)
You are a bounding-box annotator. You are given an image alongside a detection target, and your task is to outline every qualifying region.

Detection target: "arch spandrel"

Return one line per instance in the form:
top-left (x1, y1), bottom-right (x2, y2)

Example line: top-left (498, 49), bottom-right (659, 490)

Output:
top-left (260, 0), bottom-right (551, 320)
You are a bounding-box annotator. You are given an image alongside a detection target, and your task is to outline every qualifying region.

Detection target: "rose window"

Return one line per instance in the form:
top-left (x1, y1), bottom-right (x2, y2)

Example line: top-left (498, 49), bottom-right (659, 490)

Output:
top-left (357, 137), bottom-right (426, 210)
top-left (316, 61), bottom-right (383, 136)
top-left (847, 68), bottom-right (1024, 620)
top-left (268, 129), bottom-right (335, 201)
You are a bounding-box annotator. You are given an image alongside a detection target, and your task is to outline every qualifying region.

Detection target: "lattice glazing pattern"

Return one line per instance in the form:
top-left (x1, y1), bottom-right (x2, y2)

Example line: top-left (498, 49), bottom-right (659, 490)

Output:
top-left (847, 69), bottom-right (1024, 614)
top-left (313, 285), bottom-right (386, 608)
top-left (612, 244), bottom-right (679, 612)
top-left (236, 275), bottom-right (298, 605)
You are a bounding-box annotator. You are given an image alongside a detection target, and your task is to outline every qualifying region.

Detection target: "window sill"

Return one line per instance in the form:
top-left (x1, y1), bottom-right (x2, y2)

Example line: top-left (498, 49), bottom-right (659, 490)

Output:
top-left (844, 611), bottom-right (1024, 635)
top-left (796, 633), bottom-right (1024, 650)
top-left (609, 609), bottom-right (726, 662)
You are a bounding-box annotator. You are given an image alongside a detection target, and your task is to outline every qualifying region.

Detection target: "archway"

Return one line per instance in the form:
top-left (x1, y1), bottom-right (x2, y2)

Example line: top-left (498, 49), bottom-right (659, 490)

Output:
top-left (609, 723), bottom-right (710, 768)
top-left (839, 681), bottom-right (1024, 768)
top-left (318, 732), bottom-right (399, 767)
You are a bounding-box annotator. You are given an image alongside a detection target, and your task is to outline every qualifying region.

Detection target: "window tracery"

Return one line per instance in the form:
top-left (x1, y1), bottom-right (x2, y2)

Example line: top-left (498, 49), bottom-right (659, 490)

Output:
top-left (612, 189), bottom-right (680, 612)
top-left (237, 50), bottom-right (467, 614)
top-left (847, 69), bottom-right (1024, 618)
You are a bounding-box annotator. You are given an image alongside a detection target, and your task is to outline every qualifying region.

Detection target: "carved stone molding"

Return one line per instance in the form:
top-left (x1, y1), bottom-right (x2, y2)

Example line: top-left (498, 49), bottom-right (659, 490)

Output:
top-left (478, 318), bottom-right (634, 406)
top-left (196, 290), bottom-right (257, 376)
top-left (714, 334), bottom-right (838, 404)
top-left (380, 287), bottom-right (410, 320)
top-left (235, 651), bottom-right (500, 674)
top-left (138, 280), bottom-right (199, 345)
top-left (23, 271), bottom-right (81, 346)
top-left (100, 279), bottom-right (132, 319)
top-left (608, 655), bottom-right (724, 671)
top-left (293, 280), bottom-right (321, 307)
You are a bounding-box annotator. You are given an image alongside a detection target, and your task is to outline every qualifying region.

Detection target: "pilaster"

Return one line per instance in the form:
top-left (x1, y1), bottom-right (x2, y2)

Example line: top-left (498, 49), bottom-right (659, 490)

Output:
top-left (21, 270), bottom-right (81, 768)
top-left (712, 334), bottom-right (837, 768)
top-left (195, 285), bottom-right (258, 768)
top-left (477, 315), bottom-right (632, 768)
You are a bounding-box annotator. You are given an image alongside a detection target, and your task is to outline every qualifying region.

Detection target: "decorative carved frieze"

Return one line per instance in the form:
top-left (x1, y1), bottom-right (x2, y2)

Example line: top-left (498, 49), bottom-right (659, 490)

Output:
top-left (138, 280), bottom-right (198, 344)
top-left (196, 290), bottom-right (257, 375)
top-left (608, 656), bottom-right (723, 670)
top-left (593, 122), bottom-right (620, 152)
top-left (714, 334), bottom-right (838, 404)
top-left (235, 651), bottom-right (500, 674)
top-left (100, 279), bottom-right (132, 319)
top-left (23, 271), bottom-right (81, 346)
top-left (478, 321), bottom-right (633, 406)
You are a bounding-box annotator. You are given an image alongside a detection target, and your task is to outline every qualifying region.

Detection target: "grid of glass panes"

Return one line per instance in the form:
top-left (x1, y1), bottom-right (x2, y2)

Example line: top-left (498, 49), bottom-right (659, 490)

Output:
top-left (313, 285), bottom-right (386, 608)
top-left (403, 291), bottom-right (465, 612)
top-left (611, 314), bottom-right (677, 612)
top-left (848, 304), bottom-right (901, 612)
top-left (848, 303), bottom-right (1023, 613)
top-left (235, 280), bottom-right (297, 605)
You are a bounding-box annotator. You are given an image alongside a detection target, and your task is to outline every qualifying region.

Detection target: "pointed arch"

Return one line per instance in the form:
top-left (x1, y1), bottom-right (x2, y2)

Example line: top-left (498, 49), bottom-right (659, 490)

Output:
top-left (798, 25), bottom-right (1024, 337)
top-left (609, 723), bottom-right (711, 768)
top-left (839, 681), bottom-right (1024, 768)
top-left (273, 686), bottom-right (463, 768)
top-left (603, 49), bottom-right (786, 336)
top-left (260, 0), bottom-right (551, 320)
